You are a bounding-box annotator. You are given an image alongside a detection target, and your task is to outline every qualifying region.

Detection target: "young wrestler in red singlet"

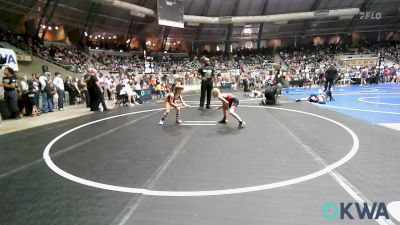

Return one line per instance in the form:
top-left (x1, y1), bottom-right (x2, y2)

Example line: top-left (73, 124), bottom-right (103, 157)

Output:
top-left (212, 88), bottom-right (246, 128)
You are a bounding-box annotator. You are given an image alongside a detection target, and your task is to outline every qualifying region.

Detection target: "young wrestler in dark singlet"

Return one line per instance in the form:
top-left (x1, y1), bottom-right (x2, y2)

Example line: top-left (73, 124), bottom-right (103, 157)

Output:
top-left (159, 85), bottom-right (189, 125)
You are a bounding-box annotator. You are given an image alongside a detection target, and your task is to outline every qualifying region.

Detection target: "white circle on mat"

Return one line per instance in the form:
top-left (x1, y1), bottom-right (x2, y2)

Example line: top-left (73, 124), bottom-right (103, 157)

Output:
top-left (359, 96), bottom-right (400, 106)
top-left (43, 106), bottom-right (359, 197)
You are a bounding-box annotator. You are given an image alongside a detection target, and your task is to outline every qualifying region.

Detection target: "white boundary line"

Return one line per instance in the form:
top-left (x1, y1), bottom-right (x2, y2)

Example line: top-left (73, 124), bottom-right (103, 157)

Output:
top-left (359, 96), bottom-right (400, 106)
top-left (181, 123), bottom-right (216, 126)
top-left (183, 121), bottom-right (216, 123)
top-left (43, 105), bottom-right (359, 197)
top-left (0, 111), bottom-right (160, 180)
top-left (184, 98), bottom-right (263, 104)
top-left (333, 92), bottom-right (400, 96)
top-left (273, 115), bottom-right (394, 225)
top-left (319, 104), bottom-right (400, 115)
top-left (288, 87), bottom-right (378, 93)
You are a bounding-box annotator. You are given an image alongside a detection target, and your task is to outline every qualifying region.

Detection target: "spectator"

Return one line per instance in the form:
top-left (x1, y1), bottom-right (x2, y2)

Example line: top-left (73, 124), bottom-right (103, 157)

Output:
top-left (53, 72), bottom-right (65, 110)
top-left (19, 75), bottom-right (29, 116)
top-left (1, 67), bottom-right (20, 119)
top-left (81, 75), bottom-right (90, 108)
top-left (38, 73), bottom-right (53, 113)
top-left (27, 75), bottom-right (40, 116)
top-left (73, 77), bottom-right (81, 104)
top-left (104, 76), bottom-right (113, 100)
top-left (64, 76), bottom-right (76, 105)
top-left (120, 83), bottom-right (138, 106)
top-left (87, 69), bottom-right (108, 111)
top-left (31, 73), bottom-right (41, 109)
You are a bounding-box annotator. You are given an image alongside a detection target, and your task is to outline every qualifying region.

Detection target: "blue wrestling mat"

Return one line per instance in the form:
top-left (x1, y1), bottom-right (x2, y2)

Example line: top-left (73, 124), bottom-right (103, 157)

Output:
top-left (285, 84), bottom-right (400, 124)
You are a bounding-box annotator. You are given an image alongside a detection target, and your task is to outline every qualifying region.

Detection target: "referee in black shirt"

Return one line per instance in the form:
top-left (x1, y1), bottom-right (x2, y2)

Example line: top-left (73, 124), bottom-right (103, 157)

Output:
top-left (324, 64), bottom-right (338, 92)
top-left (197, 58), bottom-right (215, 110)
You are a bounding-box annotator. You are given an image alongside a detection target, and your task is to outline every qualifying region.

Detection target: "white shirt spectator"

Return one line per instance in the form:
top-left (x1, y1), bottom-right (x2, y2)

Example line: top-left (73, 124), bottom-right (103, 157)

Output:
top-left (20, 80), bottom-right (29, 93)
top-left (53, 76), bottom-right (64, 90)
top-left (97, 76), bottom-right (104, 88)
top-left (122, 77), bottom-right (130, 85)
top-left (39, 75), bottom-right (48, 91)
top-left (133, 83), bottom-right (141, 91)
top-left (120, 85), bottom-right (137, 98)
top-left (105, 78), bottom-right (112, 90)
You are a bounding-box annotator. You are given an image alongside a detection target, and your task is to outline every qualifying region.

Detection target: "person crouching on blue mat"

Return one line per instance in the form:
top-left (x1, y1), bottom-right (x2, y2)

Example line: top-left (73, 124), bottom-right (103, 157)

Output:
top-left (295, 89), bottom-right (334, 104)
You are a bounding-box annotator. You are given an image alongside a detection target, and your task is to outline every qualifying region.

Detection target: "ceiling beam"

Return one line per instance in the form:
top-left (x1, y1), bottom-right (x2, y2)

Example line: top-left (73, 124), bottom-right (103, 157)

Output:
top-left (41, 0), bottom-right (61, 40)
top-left (35, 0), bottom-right (52, 37)
top-left (225, 0), bottom-right (241, 53)
top-left (193, 0), bottom-right (212, 53)
top-left (257, 0), bottom-right (270, 49)
top-left (300, 0), bottom-right (322, 35)
top-left (84, 2), bottom-right (102, 36)
top-left (126, 0), bottom-right (145, 37)
top-left (393, 5), bottom-right (400, 31)
top-left (161, 26), bottom-right (171, 50)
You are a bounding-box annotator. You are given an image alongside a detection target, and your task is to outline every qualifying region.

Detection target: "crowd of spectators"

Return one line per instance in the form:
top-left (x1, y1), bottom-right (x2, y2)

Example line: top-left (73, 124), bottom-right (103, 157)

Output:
top-left (34, 45), bottom-right (93, 73)
top-left (1, 31), bottom-right (95, 73)
top-left (1, 30), bottom-right (400, 121)
top-left (376, 42), bottom-right (400, 64)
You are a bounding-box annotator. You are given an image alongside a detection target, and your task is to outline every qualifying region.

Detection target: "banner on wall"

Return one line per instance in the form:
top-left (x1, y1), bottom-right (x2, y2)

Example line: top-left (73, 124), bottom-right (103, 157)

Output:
top-left (0, 48), bottom-right (19, 71)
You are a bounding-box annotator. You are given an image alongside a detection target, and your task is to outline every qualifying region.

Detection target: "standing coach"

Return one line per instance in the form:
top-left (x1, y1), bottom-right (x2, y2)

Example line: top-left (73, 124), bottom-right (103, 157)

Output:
top-left (197, 58), bottom-right (215, 110)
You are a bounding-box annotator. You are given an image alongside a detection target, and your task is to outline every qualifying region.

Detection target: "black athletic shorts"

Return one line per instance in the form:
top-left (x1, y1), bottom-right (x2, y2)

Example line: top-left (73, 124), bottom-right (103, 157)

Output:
top-left (229, 97), bottom-right (239, 108)
top-left (27, 92), bottom-right (37, 106)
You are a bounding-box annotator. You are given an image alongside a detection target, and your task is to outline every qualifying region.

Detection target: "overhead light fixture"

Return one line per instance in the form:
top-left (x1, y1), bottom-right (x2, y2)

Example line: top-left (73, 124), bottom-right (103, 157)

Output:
top-left (55, 26), bottom-right (59, 30)
top-left (48, 26), bottom-right (52, 31)
top-left (120, 50), bottom-right (123, 52)
top-left (108, 37), bottom-right (111, 39)
top-left (102, 37), bottom-right (105, 40)
top-left (42, 25), bottom-right (46, 29)
top-left (126, 39), bottom-right (131, 44)
top-left (84, 32), bottom-right (88, 36)
top-left (96, 47), bottom-right (99, 49)
top-left (89, 35), bottom-right (93, 38)
top-left (95, 37), bottom-right (98, 39)
top-left (113, 35), bottom-right (117, 39)
top-left (177, 41), bottom-right (180, 44)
